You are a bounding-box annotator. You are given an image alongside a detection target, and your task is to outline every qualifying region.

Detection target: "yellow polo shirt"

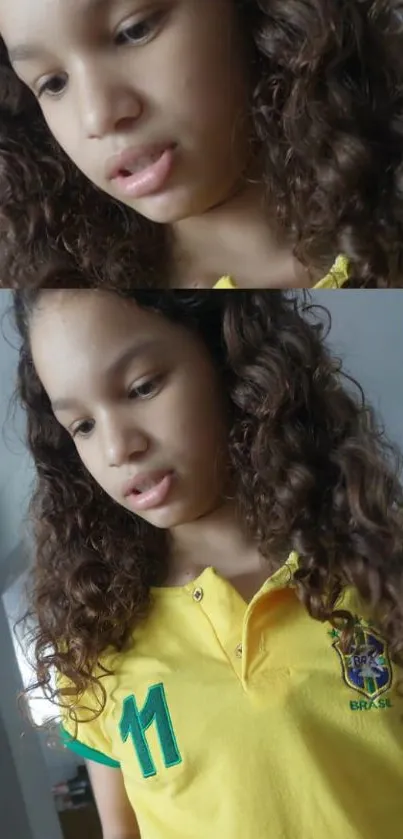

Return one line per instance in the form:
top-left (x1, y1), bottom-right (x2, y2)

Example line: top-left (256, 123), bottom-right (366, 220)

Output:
top-left (214, 254), bottom-right (349, 289)
top-left (60, 551), bottom-right (403, 838)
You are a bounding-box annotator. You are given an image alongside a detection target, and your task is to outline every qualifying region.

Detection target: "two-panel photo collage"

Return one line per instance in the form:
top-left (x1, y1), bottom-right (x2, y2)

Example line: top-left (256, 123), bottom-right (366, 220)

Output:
top-left (1, 2), bottom-right (403, 839)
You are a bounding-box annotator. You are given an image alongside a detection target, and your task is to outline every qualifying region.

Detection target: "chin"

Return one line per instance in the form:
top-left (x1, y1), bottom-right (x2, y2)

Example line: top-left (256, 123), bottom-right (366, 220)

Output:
top-left (120, 182), bottom-right (232, 225)
top-left (144, 511), bottom-right (179, 529)
top-left (145, 499), bottom-right (210, 530)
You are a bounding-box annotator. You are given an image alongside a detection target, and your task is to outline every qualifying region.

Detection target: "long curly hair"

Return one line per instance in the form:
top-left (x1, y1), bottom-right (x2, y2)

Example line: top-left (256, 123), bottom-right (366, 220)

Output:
top-left (12, 289), bottom-right (403, 721)
top-left (2, 1), bottom-right (403, 289)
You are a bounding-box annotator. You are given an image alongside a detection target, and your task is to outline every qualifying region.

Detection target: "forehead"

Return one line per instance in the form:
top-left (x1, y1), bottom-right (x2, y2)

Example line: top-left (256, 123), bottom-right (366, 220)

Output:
top-left (30, 290), bottom-right (167, 345)
top-left (0, 0), bottom-right (116, 23)
top-left (0, 0), bottom-right (138, 48)
top-left (29, 291), bottom-right (176, 388)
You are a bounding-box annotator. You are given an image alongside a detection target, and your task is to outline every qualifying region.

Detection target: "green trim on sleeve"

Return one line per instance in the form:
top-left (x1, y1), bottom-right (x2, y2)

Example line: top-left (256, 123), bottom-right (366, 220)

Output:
top-left (60, 725), bottom-right (121, 768)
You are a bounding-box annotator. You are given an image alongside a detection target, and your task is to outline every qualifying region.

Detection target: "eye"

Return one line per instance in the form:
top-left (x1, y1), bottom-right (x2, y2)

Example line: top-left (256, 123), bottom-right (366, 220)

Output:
top-left (128, 376), bottom-right (162, 400)
top-left (37, 74), bottom-right (67, 99)
top-left (71, 419), bottom-right (95, 439)
top-left (115, 12), bottom-right (163, 46)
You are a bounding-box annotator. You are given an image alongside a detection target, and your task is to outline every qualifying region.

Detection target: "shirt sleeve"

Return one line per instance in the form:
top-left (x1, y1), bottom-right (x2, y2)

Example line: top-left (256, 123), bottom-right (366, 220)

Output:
top-left (57, 671), bottom-right (121, 769)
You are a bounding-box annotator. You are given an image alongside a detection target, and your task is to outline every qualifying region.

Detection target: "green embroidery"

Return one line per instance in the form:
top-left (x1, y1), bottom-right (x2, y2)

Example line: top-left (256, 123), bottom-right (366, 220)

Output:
top-left (119, 683), bottom-right (182, 778)
top-left (329, 618), bottom-right (392, 701)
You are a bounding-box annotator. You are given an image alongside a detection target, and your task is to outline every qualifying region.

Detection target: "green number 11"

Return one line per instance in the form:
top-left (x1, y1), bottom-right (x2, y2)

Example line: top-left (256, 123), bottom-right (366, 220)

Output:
top-left (119, 683), bottom-right (182, 778)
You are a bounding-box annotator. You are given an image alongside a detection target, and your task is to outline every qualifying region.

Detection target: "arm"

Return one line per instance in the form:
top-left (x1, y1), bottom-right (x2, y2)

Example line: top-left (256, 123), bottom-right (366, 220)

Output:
top-left (85, 759), bottom-right (141, 839)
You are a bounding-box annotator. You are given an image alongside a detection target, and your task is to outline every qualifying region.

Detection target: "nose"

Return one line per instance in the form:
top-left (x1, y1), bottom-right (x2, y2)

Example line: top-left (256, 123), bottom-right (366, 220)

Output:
top-left (75, 62), bottom-right (144, 139)
top-left (102, 416), bottom-right (148, 468)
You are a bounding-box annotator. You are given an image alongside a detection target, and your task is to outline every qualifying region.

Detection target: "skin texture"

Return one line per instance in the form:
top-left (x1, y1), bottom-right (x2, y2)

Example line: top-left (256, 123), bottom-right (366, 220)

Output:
top-left (1, 0), bottom-right (305, 290)
top-left (29, 290), bottom-right (267, 589)
top-left (2, 2), bottom-right (403, 287)
top-left (85, 760), bottom-right (140, 839)
top-left (29, 290), bottom-right (230, 531)
top-left (2, 0), bottom-right (252, 226)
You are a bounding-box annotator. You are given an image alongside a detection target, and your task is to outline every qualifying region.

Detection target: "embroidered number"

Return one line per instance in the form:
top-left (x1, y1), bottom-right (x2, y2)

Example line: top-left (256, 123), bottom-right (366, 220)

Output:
top-left (119, 683), bottom-right (182, 778)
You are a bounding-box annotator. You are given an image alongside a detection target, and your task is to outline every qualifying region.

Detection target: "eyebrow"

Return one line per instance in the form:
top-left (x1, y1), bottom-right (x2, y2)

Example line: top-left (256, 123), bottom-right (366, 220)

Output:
top-left (51, 339), bottom-right (164, 413)
top-left (8, 0), bottom-right (114, 64)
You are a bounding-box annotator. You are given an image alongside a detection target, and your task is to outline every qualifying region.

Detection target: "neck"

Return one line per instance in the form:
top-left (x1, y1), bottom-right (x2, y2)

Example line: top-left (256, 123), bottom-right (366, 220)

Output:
top-left (166, 501), bottom-right (267, 591)
top-left (171, 181), bottom-right (326, 289)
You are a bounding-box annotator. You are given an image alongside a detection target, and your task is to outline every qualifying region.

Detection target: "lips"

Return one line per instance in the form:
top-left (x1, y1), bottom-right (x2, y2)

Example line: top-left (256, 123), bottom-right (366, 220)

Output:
top-left (106, 144), bottom-right (176, 200)
top-left (105, 143), bottom-right (175, 182)
top-left (123, 470), bottom-right (172, 497)
top-left (124, 471), bottom-right (174, 513)
top-left (120, 152), bottom-right (163, 176)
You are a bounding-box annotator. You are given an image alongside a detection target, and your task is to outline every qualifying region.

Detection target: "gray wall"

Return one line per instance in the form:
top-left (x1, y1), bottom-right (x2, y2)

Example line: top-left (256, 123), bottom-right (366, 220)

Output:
top-left (0, 705), bottom-right (32, 839)
top-left (0, 294), bottom-right (63, 839)
top-left (317, 290), bottom-right (403, 451)
top-left (0, 596), bottom-right (63, 839)
top-left (3, 569), bottom-right (85, 787)
top-left (0, 294), bottom-right (34, 563)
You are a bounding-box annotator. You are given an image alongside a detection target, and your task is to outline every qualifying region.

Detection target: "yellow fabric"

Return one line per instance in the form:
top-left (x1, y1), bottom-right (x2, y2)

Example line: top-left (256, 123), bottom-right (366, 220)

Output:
top-left (214, 254), bottom-right (349, 290)
top-left (60, 551), bottom-right (403, 838)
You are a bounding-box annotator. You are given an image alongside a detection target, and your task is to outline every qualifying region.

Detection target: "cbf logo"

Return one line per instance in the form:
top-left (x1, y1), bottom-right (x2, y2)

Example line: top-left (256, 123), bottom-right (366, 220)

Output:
top-left (330, 620), bottom-right (392, 701)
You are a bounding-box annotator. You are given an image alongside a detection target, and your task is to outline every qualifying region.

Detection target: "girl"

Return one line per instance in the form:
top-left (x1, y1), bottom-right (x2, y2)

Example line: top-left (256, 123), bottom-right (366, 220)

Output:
top-left (13, 288), bottom-right (403, 839)
top-left (1, 1), bottom-right (403, 290)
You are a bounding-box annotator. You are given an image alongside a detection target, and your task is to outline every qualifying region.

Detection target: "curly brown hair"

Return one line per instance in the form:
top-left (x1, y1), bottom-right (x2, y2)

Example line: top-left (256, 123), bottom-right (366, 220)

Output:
top-left (2, 1), bottom-right (403, 289)
top-left (11, 289), bottom-right (403, 721)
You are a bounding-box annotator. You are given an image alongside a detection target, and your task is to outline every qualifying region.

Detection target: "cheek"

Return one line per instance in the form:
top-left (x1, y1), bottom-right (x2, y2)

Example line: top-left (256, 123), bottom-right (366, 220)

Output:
top-left (175, 52), bottom-right (241, 124)
top-left (41, 105), bottom-right (62, 141)
top-left (75, 447), bottom-right (108, 494)
top-left (172, 387), bottom-right (226, 463)
top-left (154, 16), bottom-right (246, 128)
top-left (45, 110), bottom-right (91, 174)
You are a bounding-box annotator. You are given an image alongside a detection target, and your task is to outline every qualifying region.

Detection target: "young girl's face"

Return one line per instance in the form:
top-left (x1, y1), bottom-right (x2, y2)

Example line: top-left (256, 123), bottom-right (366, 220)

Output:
top-left (1, 0), bottom-right (251, 225)
top-left (29, 292), bottom-right (229, 530)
